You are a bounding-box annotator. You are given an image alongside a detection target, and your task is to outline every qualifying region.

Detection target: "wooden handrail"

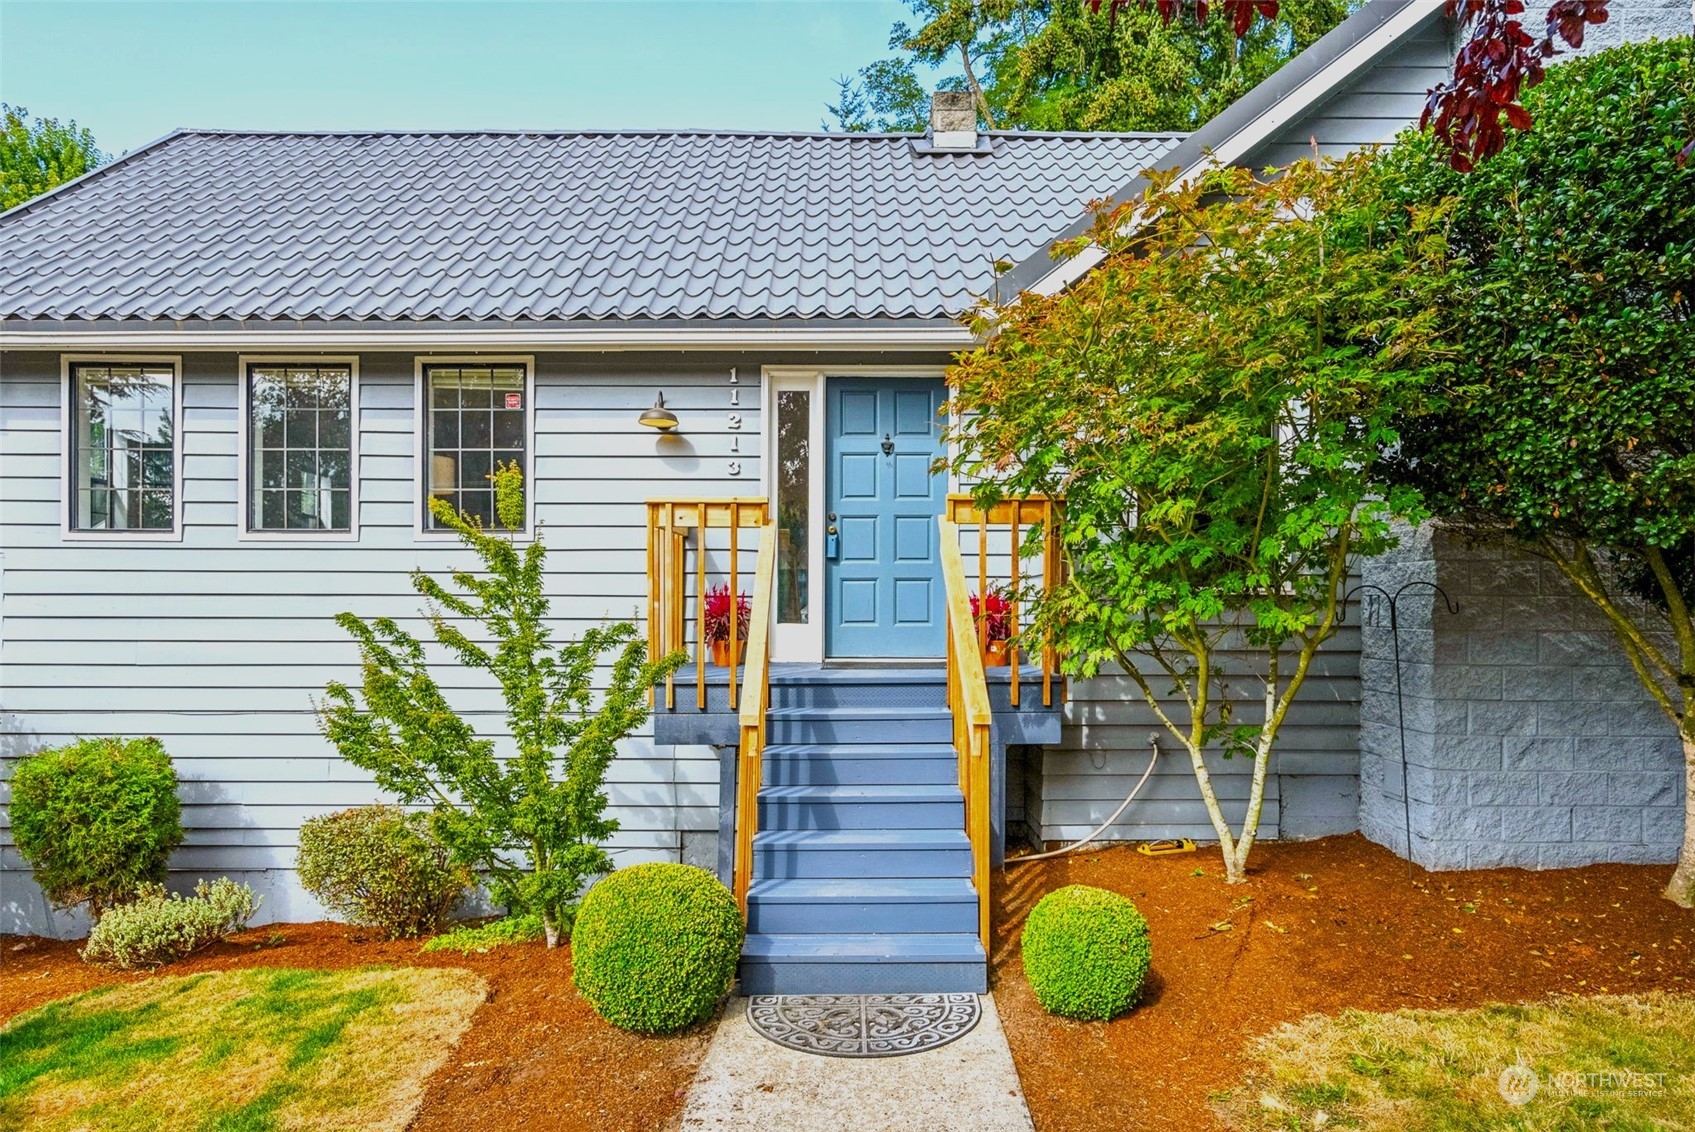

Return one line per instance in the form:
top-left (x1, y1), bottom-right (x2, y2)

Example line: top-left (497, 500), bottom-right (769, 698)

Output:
top-left (733, 522), bottom-right (779, 914)
top-left (939, 517), bottom-right (993, 953)
top-left (944, 493), bottom-right (1066, 708)
top-left (645, 498), bottom-right (770, 712)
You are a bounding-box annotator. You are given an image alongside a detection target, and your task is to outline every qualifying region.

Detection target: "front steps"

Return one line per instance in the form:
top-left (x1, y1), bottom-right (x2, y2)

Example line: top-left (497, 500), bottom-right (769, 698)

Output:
top-left (739, 670), bottom-right (987, 995)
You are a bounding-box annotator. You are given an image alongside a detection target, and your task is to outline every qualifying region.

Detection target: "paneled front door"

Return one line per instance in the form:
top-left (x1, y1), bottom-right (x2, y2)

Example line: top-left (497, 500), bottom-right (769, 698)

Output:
top-left (824, 377), bottom-right (949, 658)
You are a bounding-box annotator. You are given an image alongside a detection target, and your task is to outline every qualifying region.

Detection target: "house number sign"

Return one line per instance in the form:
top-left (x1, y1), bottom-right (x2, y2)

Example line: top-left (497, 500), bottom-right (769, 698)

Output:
top-left (727, 368), bottom-right (742, 476)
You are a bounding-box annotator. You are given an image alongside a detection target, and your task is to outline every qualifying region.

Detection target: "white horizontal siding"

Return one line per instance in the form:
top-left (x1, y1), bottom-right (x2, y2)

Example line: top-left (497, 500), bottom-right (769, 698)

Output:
top-left (0, 348), bottom-right (785, 935)
top-left (1249, 20), bottom-right (1453, 167)
top-left (1037, 627), bottom-right (1361, 844)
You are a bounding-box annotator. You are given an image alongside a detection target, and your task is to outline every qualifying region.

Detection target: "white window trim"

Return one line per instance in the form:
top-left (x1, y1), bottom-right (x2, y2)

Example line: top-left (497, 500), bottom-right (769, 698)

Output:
top-left (59, 354), bottom-right (185, 543)
top-left (761, 367), bottom-right (826, 664)
top-left (412, 355), bottom-right (537, 541)
top-left (235, 355), bottom-right (362, 542)
top-left (761, 365), bottom-right (949, 664)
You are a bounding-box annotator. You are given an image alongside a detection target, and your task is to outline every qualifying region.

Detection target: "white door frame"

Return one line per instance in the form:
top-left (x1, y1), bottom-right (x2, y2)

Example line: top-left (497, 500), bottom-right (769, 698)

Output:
top-left (760, 365), bottom-right (949, 664)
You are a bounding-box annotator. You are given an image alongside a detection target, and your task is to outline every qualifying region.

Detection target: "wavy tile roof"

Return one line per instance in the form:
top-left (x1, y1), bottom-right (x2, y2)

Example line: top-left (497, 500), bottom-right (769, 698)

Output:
top-left (0, 129), bottom-right (1183, 325)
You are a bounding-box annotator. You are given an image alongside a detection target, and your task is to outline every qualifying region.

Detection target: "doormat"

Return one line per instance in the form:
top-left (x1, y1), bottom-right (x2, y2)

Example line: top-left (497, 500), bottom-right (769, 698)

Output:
top-left (745, 993), bottom-right (980, 1058)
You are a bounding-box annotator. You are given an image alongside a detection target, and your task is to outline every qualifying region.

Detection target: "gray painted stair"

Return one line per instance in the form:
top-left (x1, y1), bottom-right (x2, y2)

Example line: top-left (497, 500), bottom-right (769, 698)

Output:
top-left (751, 829), bottom-right (974, 878)
top-left (761, 742), bottom-right (957, 785)
top-left (740, 670), bottom-right (986, 995)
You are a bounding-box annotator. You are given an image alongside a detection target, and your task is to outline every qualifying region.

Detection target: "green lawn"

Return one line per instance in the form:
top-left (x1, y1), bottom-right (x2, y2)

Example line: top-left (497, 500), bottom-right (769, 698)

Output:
top-left (1222, 992), bottom-right (1695, 1131)
top-left (0, 966), bottom-right (486, 1131)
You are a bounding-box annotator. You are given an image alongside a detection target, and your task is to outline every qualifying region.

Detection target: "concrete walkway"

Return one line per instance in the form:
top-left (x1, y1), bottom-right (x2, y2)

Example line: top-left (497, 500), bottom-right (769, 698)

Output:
top-left (680, 995), bottom-right (1035, 1132)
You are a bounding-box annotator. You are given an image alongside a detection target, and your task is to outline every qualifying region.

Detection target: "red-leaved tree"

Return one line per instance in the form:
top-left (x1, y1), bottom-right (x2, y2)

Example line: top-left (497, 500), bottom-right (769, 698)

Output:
top-left (1089, 0), bottom-right (1616, 169)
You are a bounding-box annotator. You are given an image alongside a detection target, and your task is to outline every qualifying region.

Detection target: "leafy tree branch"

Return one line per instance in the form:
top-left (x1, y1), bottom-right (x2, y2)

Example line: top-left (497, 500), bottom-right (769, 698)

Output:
top-left (317, 466), bottom-right (687, 945)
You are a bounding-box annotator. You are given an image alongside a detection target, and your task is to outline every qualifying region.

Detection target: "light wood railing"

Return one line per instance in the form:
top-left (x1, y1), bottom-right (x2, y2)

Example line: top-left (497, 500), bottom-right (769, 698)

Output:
top-left (645, 498), bottom-right (770, 712)
top-left (939, 517), bottom-right (993, 953)
top-left (945, 493), bottom-right (1066, 708)
top-left (733, 522), bottom-right (779, 914)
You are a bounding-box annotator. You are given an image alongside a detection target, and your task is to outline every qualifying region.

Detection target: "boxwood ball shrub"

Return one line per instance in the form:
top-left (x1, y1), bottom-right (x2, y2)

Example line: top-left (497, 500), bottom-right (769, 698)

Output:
top-left (1021, 884), bottom-right (1152, 1020)
top-left (297, 805), bottom-right (472, 939)
top-left (81, 878), bottom-right (258, 969)
top-left (571, 863), bottom-right (743, 1033)
top-left (6, 737), bottom-right (184, 918)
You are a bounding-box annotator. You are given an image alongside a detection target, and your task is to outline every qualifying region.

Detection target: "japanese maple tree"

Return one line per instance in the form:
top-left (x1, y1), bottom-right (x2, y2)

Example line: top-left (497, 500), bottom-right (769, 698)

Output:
top-left (947, 157), bottom-right (1447, 883)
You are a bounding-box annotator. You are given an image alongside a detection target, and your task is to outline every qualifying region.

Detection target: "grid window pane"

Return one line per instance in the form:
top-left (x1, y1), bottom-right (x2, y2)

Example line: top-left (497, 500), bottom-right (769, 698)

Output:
top-left (72, 363), bottom-right (176, 531)
top-left (247, 364), bottom-right (353, 532)
top-left (425, 365), bottom-right (526, 531)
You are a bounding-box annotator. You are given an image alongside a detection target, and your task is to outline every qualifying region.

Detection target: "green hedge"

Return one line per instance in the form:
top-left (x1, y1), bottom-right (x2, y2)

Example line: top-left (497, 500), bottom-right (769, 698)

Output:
top-left (1021, 884), bottom-right (1151, 1020)
top-left (571, 863), bottom-right (743, 1033)
top-left (296, 805), bottom-right (471, 939)
top-left (7, 737), bottom-right (184, 918)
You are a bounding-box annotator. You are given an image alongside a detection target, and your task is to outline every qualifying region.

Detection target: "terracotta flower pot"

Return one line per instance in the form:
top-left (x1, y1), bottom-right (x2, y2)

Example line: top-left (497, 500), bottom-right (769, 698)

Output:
top-left (983, 640), bottom-right (1010, 668)
top-left (710, 639), bottom-right (746, 667)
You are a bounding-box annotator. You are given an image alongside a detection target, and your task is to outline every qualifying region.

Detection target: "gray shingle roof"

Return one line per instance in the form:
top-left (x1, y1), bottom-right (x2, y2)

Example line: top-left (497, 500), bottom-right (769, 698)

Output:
top-left (0, 129), bottom-right (1183, 325)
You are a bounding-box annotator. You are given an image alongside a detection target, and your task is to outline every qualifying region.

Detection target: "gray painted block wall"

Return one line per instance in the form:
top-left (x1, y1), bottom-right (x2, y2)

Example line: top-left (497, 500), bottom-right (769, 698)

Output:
top-left (1357, 524), bottom-right (1685, 871)
top-left (1567, 1), bottom-right (1693, 54)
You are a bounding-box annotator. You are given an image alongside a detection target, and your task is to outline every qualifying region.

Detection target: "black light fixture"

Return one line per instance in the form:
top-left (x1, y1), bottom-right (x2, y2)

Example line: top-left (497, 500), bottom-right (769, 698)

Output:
top-left (638, 391), bottom-right (680, 431)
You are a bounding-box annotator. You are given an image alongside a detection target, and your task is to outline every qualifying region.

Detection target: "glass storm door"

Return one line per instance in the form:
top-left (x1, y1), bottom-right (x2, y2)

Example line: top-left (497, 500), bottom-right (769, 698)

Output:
top-left (824, 377), bottom-right (949, 658)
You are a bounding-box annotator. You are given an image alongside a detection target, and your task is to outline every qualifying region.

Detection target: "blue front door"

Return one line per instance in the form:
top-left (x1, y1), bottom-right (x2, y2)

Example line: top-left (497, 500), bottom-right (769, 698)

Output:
top-left (825, 377), bottom-right (949, 658)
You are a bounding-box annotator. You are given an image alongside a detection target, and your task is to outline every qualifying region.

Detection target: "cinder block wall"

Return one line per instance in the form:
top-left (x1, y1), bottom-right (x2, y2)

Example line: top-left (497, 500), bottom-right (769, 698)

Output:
top-left (1358, 524), bottom-right (1685, 870)
top-left (1569, 0), bottom-right (1693, 53)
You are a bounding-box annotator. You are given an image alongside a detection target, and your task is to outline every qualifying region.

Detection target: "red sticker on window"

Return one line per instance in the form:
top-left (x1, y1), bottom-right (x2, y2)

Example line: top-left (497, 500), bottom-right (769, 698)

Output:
top-left (504, 392), bottom-right (522, 410)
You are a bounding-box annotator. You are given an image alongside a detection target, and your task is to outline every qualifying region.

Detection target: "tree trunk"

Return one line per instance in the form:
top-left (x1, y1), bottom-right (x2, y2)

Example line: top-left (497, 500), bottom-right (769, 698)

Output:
top-left (542, 912), bottom-right (560, 949)
top-left (1665, 733), bottom-right (1695, 909)
top-left (957, 43), bottom-right (997, 129)
top-left (1181, 734), bottom-right (1243, 882)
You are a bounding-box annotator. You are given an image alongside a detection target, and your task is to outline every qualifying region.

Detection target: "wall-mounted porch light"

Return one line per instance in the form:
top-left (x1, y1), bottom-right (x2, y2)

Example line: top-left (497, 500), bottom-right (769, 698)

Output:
top-left (638, 391), bottom-right (680, 431)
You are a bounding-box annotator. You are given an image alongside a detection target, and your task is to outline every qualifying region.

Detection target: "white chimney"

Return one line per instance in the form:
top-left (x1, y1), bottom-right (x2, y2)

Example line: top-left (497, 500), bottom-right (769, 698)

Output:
top-left (929, 91), bottom-right (978, 151)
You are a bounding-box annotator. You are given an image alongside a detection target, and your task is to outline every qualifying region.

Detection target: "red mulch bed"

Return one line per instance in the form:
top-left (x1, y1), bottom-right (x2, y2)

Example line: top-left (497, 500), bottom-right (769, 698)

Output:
top-left (991, 832), bottom-right (1695, 1132)
top-left (6, 835), bottom-right (1692, 1131)
top-left (0, 922), bottom-right (712, 1131)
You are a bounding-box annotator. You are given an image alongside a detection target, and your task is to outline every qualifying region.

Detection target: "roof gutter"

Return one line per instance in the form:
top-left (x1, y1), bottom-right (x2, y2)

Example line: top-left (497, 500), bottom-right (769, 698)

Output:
top-left (0, 323), bottom-right (981, 353)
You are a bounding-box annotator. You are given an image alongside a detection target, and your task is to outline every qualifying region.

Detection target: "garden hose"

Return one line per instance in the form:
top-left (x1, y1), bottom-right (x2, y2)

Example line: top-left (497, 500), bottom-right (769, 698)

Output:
top-left (1007, 732), bottom-right (1162, 864)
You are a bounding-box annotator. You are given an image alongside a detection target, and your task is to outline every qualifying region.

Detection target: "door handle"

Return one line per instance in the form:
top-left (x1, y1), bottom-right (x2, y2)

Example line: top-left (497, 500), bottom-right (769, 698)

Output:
top-left (826, 524), bottom-right (839, 560)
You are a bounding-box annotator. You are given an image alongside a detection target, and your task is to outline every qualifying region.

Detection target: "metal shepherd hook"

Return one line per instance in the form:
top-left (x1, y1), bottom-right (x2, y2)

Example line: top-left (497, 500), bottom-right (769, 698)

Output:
top-left (1343, 580), bottom-right (1460, 879)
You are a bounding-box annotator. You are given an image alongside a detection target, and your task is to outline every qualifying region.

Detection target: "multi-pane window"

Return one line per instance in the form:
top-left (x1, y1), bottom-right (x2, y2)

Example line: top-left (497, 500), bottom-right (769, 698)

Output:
top-left (425, 364), bottom-right (527, 530)
top-left (247, 363), bottom-right (353, 532)
top-left (70, 362), bottom-right (177, 532)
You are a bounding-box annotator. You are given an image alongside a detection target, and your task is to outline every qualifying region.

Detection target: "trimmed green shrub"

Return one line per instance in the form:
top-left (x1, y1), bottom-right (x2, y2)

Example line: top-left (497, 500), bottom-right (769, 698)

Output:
top-left (422, 913), bottom-right (546, 954)
top-left (296, 805), bottom-right (471, 939)
top-left (6, 737), bottom-right (184, 918)
top-left (80, 878), bottom-right (258, 969)
top-left (1021, 884), bottom-right (1152, 1020)
top-left (571, 863), bottom-right (743, 1033)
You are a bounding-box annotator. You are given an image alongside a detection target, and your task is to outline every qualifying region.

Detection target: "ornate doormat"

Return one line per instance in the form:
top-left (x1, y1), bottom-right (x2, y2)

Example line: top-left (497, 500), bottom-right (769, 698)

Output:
top-left (745, 993), bottom-right (981, 1058)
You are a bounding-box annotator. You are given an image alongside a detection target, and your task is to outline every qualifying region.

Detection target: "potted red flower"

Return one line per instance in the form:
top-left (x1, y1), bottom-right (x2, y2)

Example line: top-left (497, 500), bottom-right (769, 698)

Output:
top-left (971, 590), bottom-right (1012, 667)
top-left (704, 583), bottom-right (752, 667)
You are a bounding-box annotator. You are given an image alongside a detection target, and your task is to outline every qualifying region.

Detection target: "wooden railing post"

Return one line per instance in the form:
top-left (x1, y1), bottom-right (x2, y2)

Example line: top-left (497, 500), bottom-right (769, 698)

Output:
top-left (944, 493), bottom-right (1065, 708)
top-left (728, 502), bottom-right (740, 713)
top-left (939, 517), bottom-right (994, 955)
top-left (642, 497), bottom-right (770, 716)
top-left (733, 522), bottom-right (778, 914)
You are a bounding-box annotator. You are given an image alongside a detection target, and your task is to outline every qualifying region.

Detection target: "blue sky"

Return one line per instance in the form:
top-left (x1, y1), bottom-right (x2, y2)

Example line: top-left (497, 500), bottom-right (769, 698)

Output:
top-left (0, 1), bottom-right (920, 155)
